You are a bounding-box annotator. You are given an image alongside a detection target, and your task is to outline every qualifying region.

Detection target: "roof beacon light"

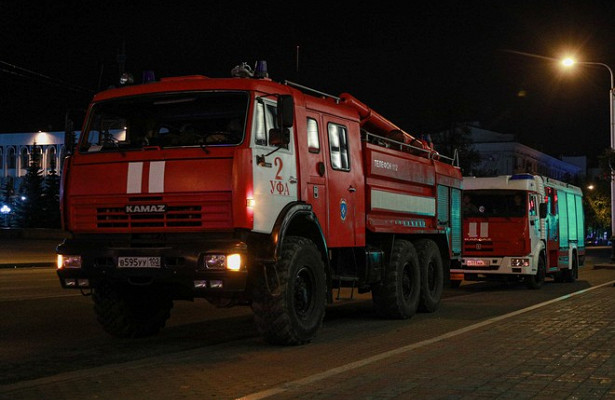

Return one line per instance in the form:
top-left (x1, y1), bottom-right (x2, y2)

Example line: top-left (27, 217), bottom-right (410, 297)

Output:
top-left (254, 60), bottom-right (268, 78)
top-left (142, 70), bottom-right (156, 83)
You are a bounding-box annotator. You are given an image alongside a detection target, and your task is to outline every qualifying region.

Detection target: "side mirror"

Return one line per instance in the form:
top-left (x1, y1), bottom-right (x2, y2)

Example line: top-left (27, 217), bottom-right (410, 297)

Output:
top-left (64, 114), bottom-right (75, 155)
top-left (64, 109), bottom-right (85, 155)
top-left (539, 203), bottom-right (547, 219)
top-left (269, 128), bottom-right (290, 146)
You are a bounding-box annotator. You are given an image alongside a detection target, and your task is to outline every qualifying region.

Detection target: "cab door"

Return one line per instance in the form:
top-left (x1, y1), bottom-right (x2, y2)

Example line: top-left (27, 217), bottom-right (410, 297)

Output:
top-left (323, 117), bottom-right (364, 247)
top-left (544, 186), bottom-right (560, 267)
top-left (303, 112), bottom-right (328, 239)
top-left (251, 97), bottom-right (298, 233)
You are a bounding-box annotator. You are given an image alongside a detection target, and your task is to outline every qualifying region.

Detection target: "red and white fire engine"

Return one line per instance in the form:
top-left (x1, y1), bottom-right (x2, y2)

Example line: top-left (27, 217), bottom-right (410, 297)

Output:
top-left (56, 61), bottom-right (462, 344)
top-left (451, 173), bottom-right (585, 289)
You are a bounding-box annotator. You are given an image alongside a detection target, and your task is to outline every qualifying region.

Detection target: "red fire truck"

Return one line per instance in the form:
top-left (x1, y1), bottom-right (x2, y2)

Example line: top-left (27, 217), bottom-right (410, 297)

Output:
top-left (451, 173), bottom-right (585, 289)
top-left (56, 62), bottom-right (462, 344)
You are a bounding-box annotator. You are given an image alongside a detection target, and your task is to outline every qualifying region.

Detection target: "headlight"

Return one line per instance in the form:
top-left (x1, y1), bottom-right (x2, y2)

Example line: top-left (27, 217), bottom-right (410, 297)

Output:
top-left (511, 258), bottom-right (530, 267)
top-left (57, 255), bottom-right (82, 269)
top-left (203, 253), bottom-right (243, 271)
top-left (226, 254), bottom-right (242, 271)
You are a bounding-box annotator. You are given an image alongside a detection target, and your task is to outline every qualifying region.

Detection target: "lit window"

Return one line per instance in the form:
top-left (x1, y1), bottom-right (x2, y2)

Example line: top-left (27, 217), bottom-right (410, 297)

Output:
top-left (307, 118), bottom-right (320, 153)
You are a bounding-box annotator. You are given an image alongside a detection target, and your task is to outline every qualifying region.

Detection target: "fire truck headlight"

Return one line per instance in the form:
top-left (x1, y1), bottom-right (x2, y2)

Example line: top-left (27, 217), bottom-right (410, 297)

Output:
top-left (204, 254), bottom-right (226, 270)
top-left (226, 254), bottom-right (242, 271)
top-left (203, 254), bottom-right (243, 271)
top-left (511, 258), bottom-right (530, 267)
top-left (57, 255), bottom-right (82, 269)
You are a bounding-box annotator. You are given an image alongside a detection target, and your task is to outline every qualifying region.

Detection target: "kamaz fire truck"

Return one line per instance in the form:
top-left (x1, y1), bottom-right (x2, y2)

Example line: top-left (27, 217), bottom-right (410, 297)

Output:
top-left (56, 61), bottom-right (462, 344)
top-left (451, 174), bottom-right (584, 289)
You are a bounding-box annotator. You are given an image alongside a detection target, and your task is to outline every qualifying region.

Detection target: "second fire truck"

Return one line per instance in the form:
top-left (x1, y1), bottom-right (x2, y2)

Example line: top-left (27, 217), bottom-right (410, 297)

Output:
top-left (452, 173), bottom-right (584, 289)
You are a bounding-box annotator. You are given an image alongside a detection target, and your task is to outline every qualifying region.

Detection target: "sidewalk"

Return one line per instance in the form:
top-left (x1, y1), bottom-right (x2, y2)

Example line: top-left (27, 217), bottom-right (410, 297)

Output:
top-left (267, 281), bottom-right (615, 400)
top-left (0, 230), bottom-right (64, 268)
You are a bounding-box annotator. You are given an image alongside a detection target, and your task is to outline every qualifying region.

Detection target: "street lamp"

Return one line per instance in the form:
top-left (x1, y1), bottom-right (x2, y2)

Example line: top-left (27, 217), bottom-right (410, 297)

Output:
top-left (562, 57), bottom-right (615, 260)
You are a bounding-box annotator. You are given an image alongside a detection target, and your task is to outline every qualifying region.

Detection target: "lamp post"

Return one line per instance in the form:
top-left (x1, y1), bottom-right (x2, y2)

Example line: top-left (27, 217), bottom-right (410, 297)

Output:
top-left (562, 58), bottom-right (615, 260)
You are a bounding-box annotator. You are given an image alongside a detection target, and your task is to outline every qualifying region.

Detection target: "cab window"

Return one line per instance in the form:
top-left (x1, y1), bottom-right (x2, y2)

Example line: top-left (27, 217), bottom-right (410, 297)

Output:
top-left (254, 100), bottom-right (285, 148)
top-left (328, 123), bottom-right (350, 171)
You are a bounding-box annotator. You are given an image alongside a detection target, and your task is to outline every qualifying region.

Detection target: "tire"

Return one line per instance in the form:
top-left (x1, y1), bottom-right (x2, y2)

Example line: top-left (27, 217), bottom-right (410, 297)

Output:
top-left (251, 236), bottom-right (326, 345)
top-left (525, 254), bottom-right (546, 290)
top-left (563, 255), bottom-right (579, 283)
top-left (93, 281), bottom-right (173, 338)
top-left (372, 239), bottom-right (421, 319)
top-left (415, 239), bottom-right (444, 313)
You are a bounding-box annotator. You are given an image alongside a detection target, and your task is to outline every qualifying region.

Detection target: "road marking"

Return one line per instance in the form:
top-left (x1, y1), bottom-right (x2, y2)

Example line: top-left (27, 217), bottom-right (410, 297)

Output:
top-left (0, 293), bottom-right (81, 302)
top-left (236, 280), bottom-right (615, 400)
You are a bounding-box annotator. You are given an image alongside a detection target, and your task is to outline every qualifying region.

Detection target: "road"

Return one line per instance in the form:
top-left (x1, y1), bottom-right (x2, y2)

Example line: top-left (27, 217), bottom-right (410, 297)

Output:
top-left (1, 246), bottom-right (615, 399)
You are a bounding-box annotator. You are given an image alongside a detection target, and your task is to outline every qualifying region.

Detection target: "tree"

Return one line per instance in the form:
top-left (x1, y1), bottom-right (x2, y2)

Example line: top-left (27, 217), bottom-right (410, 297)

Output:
top-left (431, 124), bottom-right (481, 176)
top-left (1, 177), bottom-right (15, 227)
top-left (41, 158), bottom-right (61, 228)
top-left (1, 177), bottom-right (14, 204)
top-left (14, 146), bottom-right (44, 228)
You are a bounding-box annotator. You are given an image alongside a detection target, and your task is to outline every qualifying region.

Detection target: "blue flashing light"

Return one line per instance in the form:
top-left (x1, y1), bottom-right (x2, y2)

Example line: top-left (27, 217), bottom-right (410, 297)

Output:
top-left (0, 204), bottom-right (11, 214)
top-left (254, 60), bottom-right (268, 79)
top-left (510, 173), bottom-right (534, 180)
top-left (142, 70), bottom-right (156, 83)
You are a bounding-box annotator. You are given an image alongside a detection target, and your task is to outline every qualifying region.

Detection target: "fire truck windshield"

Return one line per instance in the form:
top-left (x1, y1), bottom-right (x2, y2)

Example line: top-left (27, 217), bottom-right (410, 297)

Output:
top-left (79, 91), bottom-right (249, 152)
top-left (463, 190), bottom-right (527, 218)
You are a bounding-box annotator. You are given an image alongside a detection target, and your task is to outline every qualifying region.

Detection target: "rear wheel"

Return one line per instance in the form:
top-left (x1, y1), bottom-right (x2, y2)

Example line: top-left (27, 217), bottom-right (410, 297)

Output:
top-left (251, 236), bottom-right (326, 345)
top-left (563, 254), bottom-right (579, 282)
top-left (372, 239), bottom-right (420, 319)
top-left (415, 239), bottom-right (444, 313)
top-left (93, 281), bottom-right (173, 338)
top-left (525, 254), bottom-right (546, 290)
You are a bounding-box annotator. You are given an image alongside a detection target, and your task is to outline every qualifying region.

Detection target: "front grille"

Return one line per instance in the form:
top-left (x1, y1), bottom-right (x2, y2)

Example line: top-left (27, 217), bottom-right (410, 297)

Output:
top-left (464, 240), bottom-right (494, 252)
top-left (72, 192), bottom-right (233, 232)
top-left (97, 205), bottom-right (203, 228)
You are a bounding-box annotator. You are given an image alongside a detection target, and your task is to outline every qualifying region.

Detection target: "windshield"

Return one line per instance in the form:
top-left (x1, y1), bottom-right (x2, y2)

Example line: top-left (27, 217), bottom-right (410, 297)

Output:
top-left (80, 92), bottom-right (249, 152)
top-left (463, 190), bottom-right (527, 218)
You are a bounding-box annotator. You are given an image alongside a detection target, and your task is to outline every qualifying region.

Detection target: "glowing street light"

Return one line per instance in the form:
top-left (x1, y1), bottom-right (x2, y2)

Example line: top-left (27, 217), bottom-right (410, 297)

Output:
top-left (562, 56), bottom-right (615, 259)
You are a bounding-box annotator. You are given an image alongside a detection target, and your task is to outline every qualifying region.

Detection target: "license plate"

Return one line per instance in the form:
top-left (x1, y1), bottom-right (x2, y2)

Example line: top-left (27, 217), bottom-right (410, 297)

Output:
top-left (117, 257), bottom-right (161, 268)
top-left (466, 259), bottom-right (487, 267)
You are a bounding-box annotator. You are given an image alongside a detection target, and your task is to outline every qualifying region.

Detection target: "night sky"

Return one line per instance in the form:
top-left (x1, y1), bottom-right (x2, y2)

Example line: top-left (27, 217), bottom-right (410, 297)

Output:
top-left (1, 1), bottom-right (615, 163)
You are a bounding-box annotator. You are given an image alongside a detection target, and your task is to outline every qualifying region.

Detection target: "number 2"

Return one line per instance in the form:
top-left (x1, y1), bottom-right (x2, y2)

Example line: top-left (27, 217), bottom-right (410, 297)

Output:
top-left (274, 157), bottom-right (283, 180)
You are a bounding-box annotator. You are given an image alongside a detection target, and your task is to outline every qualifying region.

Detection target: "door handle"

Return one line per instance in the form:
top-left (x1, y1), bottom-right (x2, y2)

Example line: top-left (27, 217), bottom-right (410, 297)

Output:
top-left (289, 176), bottom-right (298, 184)
top-left (348, 186), bottom-right (356, 193)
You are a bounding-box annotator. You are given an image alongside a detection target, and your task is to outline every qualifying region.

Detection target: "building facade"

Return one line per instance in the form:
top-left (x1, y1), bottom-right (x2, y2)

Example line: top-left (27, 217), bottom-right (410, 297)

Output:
top-left (0, 131), bottom-right (75, 195)
top-left (452, 124), bottom-right (582, 180)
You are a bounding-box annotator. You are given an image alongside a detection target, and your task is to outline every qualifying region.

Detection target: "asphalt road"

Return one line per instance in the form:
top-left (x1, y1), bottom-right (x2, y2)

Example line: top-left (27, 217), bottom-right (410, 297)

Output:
top-left (1, 246), bottom-right (614, 399)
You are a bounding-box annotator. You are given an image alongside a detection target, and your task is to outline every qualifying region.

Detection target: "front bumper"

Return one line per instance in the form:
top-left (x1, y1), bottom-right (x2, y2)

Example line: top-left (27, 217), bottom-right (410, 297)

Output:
top-left (452, 255), bottom-right (536, 276)
top-left (56, 234), bottom-right (250, 299)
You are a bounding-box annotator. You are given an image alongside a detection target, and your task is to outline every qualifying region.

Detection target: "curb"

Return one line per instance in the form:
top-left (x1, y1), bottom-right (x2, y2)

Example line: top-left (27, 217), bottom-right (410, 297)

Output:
top-left (0, 262), bottom-right (55, 269)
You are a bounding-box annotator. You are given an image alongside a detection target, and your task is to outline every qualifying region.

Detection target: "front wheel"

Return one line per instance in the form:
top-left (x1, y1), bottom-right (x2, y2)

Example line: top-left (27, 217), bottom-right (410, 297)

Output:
top-left (251, 236), bottom-right (327, 345)
top-left (93, 281), bottom-right (173, 338)
top-left (372, 239), bottom-right (421, 319)
top-left (525, 254), bottom-right (546, 290)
